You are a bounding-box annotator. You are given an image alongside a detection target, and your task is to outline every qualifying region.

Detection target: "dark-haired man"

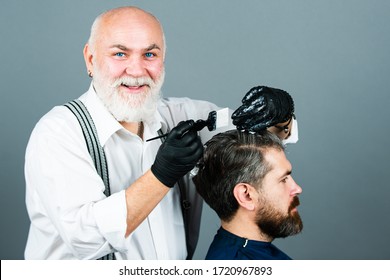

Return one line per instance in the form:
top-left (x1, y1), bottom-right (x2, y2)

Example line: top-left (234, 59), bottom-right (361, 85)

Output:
top-left (193, 130), bottom-right (303, 260)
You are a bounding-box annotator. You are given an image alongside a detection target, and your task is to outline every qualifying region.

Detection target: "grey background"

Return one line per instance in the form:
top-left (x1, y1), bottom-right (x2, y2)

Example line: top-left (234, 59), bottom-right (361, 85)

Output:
top-left (1, 0), bottom-right (389, 260)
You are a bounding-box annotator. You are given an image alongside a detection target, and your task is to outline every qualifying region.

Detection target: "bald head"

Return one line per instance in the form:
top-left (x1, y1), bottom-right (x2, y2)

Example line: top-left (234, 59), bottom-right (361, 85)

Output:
top-left (83, 6), bottom-right (166, 124)
top-left (88, 6), bottom-right (166, 56)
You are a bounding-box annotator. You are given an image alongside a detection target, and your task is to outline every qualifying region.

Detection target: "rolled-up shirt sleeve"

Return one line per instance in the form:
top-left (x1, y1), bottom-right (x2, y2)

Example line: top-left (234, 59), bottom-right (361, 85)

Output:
top-left (25, 106), bottom-right (127, 259)
top-left (93, 190), bottom-right (127, 252)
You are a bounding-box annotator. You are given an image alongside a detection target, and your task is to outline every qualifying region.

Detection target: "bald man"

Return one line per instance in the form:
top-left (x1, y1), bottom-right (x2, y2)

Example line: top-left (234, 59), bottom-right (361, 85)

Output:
top-left (25, 6), bottom-right (221, 260)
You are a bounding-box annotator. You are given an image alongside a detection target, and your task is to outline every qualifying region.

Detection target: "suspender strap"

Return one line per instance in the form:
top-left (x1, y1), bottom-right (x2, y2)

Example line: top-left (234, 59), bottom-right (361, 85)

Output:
top-left (64, 100), bottom-right (111, 196)
top-left (158, 129), bottom-right (193, 260)
top-left (179, 179), bottom-right (193, 260)
top-left (64, 99), bottom-right (115, 260)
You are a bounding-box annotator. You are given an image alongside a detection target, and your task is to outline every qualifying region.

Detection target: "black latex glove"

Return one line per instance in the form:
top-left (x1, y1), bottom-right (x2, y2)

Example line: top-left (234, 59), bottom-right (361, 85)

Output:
top-left (231, 86), bottom-right (294, 132)
top-left (151, 120), bottom-right (204, 188)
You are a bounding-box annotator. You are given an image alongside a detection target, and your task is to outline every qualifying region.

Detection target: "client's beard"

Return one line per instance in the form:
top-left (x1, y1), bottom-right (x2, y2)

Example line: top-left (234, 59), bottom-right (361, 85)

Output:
top-left (256, 196), bottom-right (303, 239)
top-left (92, 68), bottom-right (165, 123)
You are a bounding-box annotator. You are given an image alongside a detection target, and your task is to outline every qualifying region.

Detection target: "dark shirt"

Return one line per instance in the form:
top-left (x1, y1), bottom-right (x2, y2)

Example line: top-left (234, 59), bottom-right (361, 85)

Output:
top-left (205, 227), bottom-right (292, 260)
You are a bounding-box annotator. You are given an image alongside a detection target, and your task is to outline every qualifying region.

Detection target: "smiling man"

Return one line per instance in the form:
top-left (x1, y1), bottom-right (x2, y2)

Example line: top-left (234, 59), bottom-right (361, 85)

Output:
top-left (24, 6), bottom-right (219, 260)
top-left (193, 130), bottom-right (303, 260)
top-left (84, 7), bottom-right (166, 128)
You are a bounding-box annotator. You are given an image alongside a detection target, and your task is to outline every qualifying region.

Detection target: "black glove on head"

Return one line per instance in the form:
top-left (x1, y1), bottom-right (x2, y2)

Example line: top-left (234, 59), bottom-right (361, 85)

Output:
top-left (231, 86), bottom-right (294, 132)
top-left (151, 120), bottom-right (204, 188)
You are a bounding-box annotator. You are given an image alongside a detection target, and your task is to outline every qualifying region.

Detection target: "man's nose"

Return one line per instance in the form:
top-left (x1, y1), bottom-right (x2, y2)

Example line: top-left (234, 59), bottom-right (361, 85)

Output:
top-left (291, 177), bottom-right (302, 195)
top-left (125, 56), bottom-right (146, 77)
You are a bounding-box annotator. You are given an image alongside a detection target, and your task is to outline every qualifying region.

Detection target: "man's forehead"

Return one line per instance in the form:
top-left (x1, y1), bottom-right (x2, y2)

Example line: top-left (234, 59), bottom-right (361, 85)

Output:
top-left (264, 148), bottom-right (291, 176)
top-left (99, 17), bottom-right (163, 46)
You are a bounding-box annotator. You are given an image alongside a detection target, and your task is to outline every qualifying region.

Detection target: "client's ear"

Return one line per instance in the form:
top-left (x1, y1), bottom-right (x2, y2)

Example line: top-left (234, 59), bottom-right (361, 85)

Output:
top-left (233, 183), bottom-right (258, 211)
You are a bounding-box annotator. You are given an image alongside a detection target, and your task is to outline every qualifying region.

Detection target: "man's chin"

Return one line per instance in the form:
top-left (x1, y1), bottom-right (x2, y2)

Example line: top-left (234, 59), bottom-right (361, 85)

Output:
top-left (290, 212), bottom-right (303, 234)
top-left (114, 102), bottom-right (158, 123)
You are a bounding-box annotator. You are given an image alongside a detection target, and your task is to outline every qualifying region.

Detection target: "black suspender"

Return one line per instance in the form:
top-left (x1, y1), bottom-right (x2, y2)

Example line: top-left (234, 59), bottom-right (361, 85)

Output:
top-left (64, 100), bottom-right (111, 196)
top-left (64, 100), bottom-right (115, 260)
top-left (179, 178), bottom-right (193, 260)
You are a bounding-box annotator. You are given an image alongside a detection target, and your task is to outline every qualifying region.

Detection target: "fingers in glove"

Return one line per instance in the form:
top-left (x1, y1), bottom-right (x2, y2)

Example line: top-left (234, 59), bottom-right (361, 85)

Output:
top-left (234, 109), bottom-right (274, 131)
top-left (241, 86), bottom-right (269, 104)
top-left (232, 98), bottom-right (267, 120)
top-left (167, 120), bottom-right (195, 141)
top-left (232, 105), bottom-right (271, 129)
top-left (186, 136), bottom-right (204, 160)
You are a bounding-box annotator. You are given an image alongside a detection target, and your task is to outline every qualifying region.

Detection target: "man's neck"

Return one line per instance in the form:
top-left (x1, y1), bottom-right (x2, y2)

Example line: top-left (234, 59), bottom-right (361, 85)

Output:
top-left (221, 216), bottom-right (273, 243)
top-left (120, 121), bottom-right (144, 139)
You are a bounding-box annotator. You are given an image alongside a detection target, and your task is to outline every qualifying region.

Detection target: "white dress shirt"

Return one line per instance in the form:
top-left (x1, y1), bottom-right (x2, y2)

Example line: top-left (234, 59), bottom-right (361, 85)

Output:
top-left (24, 84), bottom-right (224, 259)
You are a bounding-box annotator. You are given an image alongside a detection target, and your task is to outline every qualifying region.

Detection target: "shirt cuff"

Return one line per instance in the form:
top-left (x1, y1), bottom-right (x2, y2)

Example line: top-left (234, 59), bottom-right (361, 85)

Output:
top-left (93, 190), bottom-right (128, 252)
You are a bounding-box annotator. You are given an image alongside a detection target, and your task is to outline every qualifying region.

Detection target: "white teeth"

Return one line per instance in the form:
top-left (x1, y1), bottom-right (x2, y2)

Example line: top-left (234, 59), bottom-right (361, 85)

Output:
top-left (121, 83), bottom-right (145, 88)
top-left (113, 76), bottom-right (154, 88)
top-left (122, 83), bottom-right (142, 87)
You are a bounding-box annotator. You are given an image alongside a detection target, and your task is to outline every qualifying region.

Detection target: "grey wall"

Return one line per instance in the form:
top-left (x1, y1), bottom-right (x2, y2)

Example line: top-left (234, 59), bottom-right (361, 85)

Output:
top-left (1, 0), bottom-right (389, 260)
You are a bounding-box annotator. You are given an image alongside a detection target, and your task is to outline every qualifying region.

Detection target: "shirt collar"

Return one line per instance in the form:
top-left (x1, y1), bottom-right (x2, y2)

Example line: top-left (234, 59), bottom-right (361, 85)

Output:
top-left (79, 83), bottom-right (168, 145)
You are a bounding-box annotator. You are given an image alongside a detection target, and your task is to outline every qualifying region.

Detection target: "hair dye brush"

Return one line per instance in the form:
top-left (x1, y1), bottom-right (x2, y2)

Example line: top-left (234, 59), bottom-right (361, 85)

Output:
top-left (146, 108), bottom-right (229, 142)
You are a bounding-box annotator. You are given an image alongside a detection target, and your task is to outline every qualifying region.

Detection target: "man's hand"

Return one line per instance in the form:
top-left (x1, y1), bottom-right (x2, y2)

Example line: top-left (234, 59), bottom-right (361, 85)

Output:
top-left (151, 120), bottom-right (204, 188)
top-left (231, 86), bottom-right (293, 132)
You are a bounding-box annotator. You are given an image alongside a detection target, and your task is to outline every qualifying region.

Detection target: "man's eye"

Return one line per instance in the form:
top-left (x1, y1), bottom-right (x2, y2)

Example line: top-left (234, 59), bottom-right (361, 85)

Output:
top-left (281, 177), bottom-right (288, 183)
top-left (115, 52), bottom-right (126, 57)
top-left (145, 52), bottom-right (154, 58)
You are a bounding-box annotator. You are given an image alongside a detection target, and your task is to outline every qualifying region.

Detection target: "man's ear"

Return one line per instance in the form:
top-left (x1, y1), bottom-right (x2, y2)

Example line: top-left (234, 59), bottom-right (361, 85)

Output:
top-left (83, 43), bottom-right (94, 75)
top-left (233, 183), bottom-right (257, 211)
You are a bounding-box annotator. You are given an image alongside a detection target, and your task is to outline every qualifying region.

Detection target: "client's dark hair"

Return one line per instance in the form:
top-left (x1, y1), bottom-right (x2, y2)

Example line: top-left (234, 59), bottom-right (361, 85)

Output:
top-left (192, 130), bottom-right (284, 222)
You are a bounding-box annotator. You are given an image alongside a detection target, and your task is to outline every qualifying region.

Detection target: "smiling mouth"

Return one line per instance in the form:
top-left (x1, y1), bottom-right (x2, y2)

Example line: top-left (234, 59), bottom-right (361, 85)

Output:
top-left (121, 84), bottom-right (148, 90)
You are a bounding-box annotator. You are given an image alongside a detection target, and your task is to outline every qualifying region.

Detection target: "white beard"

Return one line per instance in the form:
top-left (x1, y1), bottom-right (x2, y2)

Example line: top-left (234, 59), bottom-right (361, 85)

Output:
top-left (92, 68), bottom-right (165, 123)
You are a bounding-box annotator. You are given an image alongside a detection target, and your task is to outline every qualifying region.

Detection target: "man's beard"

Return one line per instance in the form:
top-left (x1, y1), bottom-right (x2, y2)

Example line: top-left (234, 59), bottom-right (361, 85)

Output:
top-left (256, 196), bottom-right (303, 239)
top-left (92, 67), bottom-right (165, 123)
